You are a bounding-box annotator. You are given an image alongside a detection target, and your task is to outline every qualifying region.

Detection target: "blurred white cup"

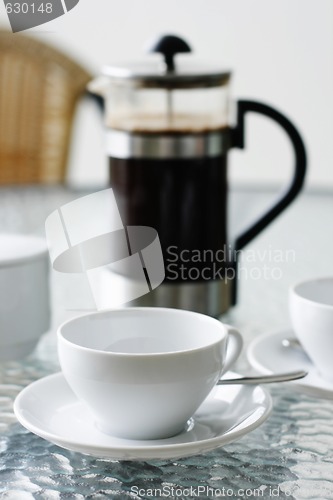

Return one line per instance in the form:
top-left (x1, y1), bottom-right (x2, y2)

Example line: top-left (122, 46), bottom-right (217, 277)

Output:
top-left (0, 234), bottom-right (50, 360)
top-left (290, 277), bottom-right (333, 382)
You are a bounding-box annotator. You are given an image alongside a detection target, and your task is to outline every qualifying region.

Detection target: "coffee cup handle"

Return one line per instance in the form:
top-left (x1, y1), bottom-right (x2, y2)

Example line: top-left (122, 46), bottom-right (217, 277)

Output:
top-left (221, 325), bottom-right (243, 376)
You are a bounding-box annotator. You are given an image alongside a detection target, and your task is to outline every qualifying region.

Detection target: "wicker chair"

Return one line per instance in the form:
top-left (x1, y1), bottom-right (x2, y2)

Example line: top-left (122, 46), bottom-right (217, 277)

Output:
top-left (0, 30), bottom-right (92, 184)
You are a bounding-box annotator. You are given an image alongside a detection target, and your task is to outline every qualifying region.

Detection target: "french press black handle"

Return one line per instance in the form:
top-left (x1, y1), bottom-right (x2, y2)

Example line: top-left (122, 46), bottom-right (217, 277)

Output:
top-left (230, 100), bottom-right (306, 305)
top-left (232, 100), bottom-right (307, 252)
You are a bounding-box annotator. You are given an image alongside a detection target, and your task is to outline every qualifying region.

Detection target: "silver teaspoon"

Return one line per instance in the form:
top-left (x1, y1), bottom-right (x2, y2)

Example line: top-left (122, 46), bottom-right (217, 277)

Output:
top-left (218, 370), bottom-right (307, 385)
top-left (281, 338), bottom-right (303, 349)
top-left (282, 338), bottom-right (311, 361)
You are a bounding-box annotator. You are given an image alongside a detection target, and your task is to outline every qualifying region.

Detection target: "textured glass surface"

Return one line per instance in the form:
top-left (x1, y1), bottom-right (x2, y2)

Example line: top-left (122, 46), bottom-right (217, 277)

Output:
top-left (0, 187), bottom-right (333, 499)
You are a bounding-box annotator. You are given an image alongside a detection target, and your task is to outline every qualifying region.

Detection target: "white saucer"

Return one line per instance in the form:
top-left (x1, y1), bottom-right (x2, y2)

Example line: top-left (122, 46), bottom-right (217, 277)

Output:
top-left (248, 329), bottom-right (333, 400)
top-left (14, 372), bottom-right (272, 461)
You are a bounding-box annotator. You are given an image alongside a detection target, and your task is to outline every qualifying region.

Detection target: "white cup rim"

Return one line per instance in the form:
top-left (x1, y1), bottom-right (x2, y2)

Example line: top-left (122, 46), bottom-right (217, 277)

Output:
top-left (290, 276), bottom-right (333, 311)
top-left (57, 307), bottom-right (227, 358)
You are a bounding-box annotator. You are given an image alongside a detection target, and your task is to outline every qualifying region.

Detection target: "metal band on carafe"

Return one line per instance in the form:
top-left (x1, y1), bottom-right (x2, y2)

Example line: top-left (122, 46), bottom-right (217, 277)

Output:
top-left (106, 130), bottom-right (230, 159)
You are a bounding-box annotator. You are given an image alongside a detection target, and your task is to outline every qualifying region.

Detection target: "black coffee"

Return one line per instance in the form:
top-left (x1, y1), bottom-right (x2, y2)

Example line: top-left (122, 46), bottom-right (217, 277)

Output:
top-left (109, 132), bottom-right (229, 283)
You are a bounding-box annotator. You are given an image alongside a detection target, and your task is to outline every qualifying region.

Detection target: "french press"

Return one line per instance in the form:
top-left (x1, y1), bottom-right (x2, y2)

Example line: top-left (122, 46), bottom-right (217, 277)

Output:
top-left (89, 35), bottom-right (306, 317)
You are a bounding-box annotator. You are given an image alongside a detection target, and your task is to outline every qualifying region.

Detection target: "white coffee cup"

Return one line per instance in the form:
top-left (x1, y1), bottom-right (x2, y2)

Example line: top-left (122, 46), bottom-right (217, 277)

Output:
top-left (0, 234), bottom-right (50, 360)
top-left (58, 307), bottom-right (243, 440)
top-left (290, 277), bottom-right (333, 382)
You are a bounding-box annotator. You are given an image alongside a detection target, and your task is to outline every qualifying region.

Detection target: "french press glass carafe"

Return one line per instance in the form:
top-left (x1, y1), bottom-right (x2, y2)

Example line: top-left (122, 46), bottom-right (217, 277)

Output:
top-left (89, 35), bottom-right (306, 317)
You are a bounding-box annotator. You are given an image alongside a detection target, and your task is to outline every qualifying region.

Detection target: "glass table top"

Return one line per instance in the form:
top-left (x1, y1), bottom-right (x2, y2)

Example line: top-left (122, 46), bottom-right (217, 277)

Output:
top-left (0, 186), bottom-right (333, 499)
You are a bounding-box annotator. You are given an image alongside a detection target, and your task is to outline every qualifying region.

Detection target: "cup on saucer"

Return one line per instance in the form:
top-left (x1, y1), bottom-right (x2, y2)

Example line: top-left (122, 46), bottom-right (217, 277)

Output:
top-left (0, 233), bottom-right (50, 361)
top-left (290, 277), bottom-right (333, 383)
top-left (57, 307), bottom-right (243, 440)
